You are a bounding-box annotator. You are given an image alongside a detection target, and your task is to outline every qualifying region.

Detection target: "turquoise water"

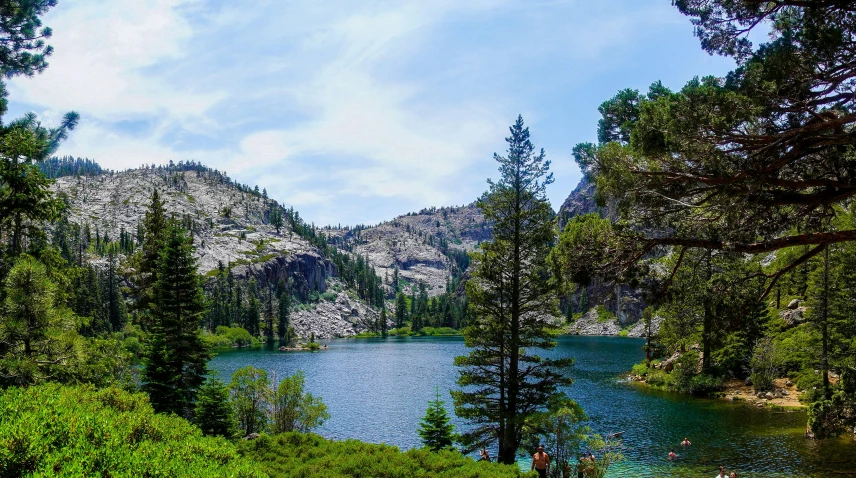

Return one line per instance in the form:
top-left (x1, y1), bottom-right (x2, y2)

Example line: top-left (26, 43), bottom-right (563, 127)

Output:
top-left (209, 335), bottom-right (856, 477)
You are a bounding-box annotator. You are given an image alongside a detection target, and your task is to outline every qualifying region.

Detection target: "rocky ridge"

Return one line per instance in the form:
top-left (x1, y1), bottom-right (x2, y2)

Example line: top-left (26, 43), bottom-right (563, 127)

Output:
top-left (326, 204), bottom-right (490, 297)
top-left (51, 167), bottom-right (380, 338)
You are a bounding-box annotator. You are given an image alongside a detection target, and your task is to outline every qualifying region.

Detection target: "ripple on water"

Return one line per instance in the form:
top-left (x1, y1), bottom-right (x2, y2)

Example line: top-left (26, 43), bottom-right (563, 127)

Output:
top-left (209, 335), bottom-right (856, 477)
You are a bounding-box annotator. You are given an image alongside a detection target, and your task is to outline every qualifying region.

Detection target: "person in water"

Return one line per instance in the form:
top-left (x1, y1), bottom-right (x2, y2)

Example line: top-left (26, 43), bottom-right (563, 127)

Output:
top-left (668, 449), bottom-right (678, 460)
top-left (681, 437), bottom-right (691, 446)
top-left (730, 472), bottom-right (738, 478)
top-left (716, 466), bottom-right (728, 478)
top-left (478, 448), bottom-right (490, 462)
top-left (531, 445), bottom-right (550, 478)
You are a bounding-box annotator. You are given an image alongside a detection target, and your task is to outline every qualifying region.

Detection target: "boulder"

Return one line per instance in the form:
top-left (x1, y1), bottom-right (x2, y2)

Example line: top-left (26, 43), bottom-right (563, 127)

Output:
top-left (787, 299), bottom-right (801, 309)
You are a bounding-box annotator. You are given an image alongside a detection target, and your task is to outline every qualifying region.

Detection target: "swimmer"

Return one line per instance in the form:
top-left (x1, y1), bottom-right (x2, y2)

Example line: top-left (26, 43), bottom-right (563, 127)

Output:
top-left (681, 437), bottom-right (691, 446)
top-left (668, 449), bottom-right (678, 461)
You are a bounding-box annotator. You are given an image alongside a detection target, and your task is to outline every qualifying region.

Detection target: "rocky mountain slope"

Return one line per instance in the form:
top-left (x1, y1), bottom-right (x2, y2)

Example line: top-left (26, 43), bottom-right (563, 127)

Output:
top-left (51, 166), bottom-right (377, 338)
top-left (326, 204), bottom-right (490, 297)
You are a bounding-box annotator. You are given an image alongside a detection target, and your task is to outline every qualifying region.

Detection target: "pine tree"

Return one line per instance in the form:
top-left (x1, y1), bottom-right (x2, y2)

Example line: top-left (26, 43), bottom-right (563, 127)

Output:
top-left (418, 387), bottom-right (456, 452)
top-left (394, 292), bottom-right (408, 329)
top-left (379, 308), bottom-right (388, 337)
top-left (141, 223), bottom-right (211, 418)
top-left (277, 279), bottom-right (291, 342)
top-left (195, 374), bottom-right (236, 437)
top-left (453, 116), bottom-right (572, 463)
top-left (132, 189), bottom-right (168, 322)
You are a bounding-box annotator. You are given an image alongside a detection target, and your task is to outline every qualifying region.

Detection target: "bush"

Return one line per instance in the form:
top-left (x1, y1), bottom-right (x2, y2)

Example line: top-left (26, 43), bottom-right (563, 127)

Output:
top-left (631, 363), bottom-right (649, 377)
top-left (0, 383), bottom-right (261, 477)
top-left (750, 336), bottom-right (781, 392)
top-left (237, 432), bottom-right (535, 478)
top-left (419, 327), bottom-right (460, 336)
top-left (646, 369), bottom-right (672, 388)
top-left (594, 305), bottom-right (616, 323)
top-left (320, 291), bottom-right (337, 302)
top-left (211, 326), bottom-right (259, 348)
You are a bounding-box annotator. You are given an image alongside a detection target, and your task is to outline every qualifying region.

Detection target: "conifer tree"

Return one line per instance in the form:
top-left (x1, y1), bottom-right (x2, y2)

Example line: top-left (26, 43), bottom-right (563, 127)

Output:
top-left (195, 374), bottom-right (235, 437)
top-left (394, 292), bottom-right (408, 329)
top-left (453, 116), bottom-right (571, 463)
top-left (132, 189), bottom-right (168, 321)
top-left (277, 279), bottom-right (291, 342)
top-left (418, 387), bottom-right (456, 452)
top-left (141, 223), bottom-right (211, 418)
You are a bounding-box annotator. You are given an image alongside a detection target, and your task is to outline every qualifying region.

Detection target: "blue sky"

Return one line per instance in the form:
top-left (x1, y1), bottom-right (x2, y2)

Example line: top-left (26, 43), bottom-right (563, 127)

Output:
top-left (7, 0), bottom-right (756, 226)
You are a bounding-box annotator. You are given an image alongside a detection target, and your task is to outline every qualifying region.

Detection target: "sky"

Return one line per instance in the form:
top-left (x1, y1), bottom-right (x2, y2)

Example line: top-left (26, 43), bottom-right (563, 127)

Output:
top-left (6, 0), bottom-right (757, 226)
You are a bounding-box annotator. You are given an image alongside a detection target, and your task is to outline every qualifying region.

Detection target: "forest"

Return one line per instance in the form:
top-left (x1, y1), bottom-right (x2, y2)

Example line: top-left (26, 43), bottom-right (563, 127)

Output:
top-left (1, 0), bottom-right (855, 476)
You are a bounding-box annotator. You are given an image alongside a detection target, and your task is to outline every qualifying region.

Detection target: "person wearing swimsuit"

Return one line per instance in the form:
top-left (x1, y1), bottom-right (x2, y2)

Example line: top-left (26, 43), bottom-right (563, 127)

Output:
top-left (531, 445), bottom-right (550, 478)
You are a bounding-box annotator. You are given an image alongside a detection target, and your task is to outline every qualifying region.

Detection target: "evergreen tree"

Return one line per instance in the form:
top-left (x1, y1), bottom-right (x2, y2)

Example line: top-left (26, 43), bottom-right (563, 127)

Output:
top-left (379, 308), bottom-right (388, 338)
top-left (453, 116), bottom-right (572, 463)
top-left (270, 207), bottom-right (283, 234)
top-left (194, 374), bottom-right (236, 438)
top-left (277, 279), bottom-right (291, 342)
top-left (418, 387), bottom-right (456, 452)
top-left (0, 255), bottom-right (78, 386)
top-left (394, 292), bottom-right (408, 329)
top-left (141, 223), bottom-right (211, 418)
top-left (132, 189), bottom-right (168, 322)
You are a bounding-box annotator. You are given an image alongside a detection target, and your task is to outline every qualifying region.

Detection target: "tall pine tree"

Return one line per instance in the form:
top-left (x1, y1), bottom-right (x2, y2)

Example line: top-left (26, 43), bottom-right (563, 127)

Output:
top-left (453, 116), bottom-right (571, 463)
top-left (141, 223), bottom-right (211, 418)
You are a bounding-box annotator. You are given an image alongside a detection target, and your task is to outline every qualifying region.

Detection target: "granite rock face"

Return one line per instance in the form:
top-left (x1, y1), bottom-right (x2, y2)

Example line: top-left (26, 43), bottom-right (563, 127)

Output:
top-left (325, 204), bottom-right (490, 297)
top-left (52, 168), bottom-right (353, 337)
top-left (290, 291), bottom-right (386, 339)
top-left (568, 309), bottom-right (622, 336)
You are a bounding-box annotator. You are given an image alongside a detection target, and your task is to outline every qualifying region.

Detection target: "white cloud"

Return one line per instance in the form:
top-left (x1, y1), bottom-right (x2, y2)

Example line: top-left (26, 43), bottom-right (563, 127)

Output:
top-left (5, 0), bottom-right (733, 225)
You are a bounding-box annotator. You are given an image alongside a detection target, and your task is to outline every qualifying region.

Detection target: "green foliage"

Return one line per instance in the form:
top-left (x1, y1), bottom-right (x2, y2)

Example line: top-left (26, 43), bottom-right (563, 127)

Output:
top-left (750, 336), bottom-right (782, 392)
top-left (0, 383), bottom-right (262, 477)
top-left (455, 116), bottom-right (572, 464)
top-left (270, 371), bottom-right (329, 434)
top-left (141, 223), bottom-right (211, 418)
top-left (593, 305), bottom-right (615, 323)
top-left (209, 325), bottom-right (259, 348)
top-left (0, 255), bottom-right (78, 386)
top-left (230, 366), bottom-right (271, 436)
top-left (418, 388), bottom-right (456, 451)
top-left (631, 363), bottom-right (649, 377)
top-left (237, 432), bottom-right (535, 478)
top-left (195, 373), bottom-right (236, 438)
top-left (520, 394), bottom-right (589, 477)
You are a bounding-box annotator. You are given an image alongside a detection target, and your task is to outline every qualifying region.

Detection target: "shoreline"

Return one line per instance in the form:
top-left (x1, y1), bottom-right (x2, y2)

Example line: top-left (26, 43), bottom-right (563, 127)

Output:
top-left (629, 375), bottom-right (807, 410)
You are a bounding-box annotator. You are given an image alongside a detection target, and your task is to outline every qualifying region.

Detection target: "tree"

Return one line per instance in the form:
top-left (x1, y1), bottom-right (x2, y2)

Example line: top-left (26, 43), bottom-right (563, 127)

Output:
top-left (453, 116), bottom-right (572, 464)
top-left (194, 373), bottom-right (236, 438)
top-left (277, 279), bottom-right (291, 342)
top-left (520, 394), bottom-right (589, 478)
top-left (0, 0), bottom-right (57, 78)
top-left (566, 1), bottom-right (856, 295)
top-left (270, 370), bottom-right (329, 434)
top-left (418, 387), bottom-right (455, 452)
top-left (394, 292), bottom-right (408, 329)
top-left (379, 308), bottom-right (388, 337)
top-left (230, 365), bottom-right (270, 436)
top-left (141, 223), bottom-right (211, 418)
top-left (0, 255), bottom-right (78, 386)
top-left (270, 207), bottom-right (283, 234)
top-left (131, 189), bottom-right (168, 319)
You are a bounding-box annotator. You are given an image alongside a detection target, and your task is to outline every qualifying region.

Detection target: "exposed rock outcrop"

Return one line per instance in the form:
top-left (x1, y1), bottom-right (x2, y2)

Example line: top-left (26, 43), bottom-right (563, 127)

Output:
top-left (290, 292), bottom-right (385, 339)
top-left (568, 309), bottom-right (622, 336)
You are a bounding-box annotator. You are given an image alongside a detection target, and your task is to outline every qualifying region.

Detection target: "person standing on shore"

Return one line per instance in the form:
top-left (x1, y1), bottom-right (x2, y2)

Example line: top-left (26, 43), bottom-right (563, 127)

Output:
top-left (531, 445), bottom-right (550, 478)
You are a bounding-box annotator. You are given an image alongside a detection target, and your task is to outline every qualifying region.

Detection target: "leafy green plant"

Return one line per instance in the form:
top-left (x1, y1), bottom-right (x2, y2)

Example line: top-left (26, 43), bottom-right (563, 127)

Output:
top-left (0, 383), bottom-right (261, 477)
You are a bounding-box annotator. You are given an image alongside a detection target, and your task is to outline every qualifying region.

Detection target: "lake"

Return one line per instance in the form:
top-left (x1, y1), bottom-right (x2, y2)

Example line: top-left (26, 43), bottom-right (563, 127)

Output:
top-left (209, 335), bottom-right (856, 477)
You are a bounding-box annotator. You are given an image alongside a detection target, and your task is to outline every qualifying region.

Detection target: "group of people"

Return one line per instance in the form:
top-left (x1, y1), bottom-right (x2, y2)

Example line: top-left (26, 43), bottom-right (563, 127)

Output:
top-left (529, 445), bottom-right (598, 478)
top-left (667, 438), bottom-right (739, 477)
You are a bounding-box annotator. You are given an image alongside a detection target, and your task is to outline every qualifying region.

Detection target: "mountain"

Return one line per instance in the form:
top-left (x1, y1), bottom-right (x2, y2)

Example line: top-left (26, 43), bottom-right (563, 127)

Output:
top-left (326, 204), bottom-right (490, 297)
top-left (556, 176), bottom-right (646, 333)
top-left (51, 164), bottom-right (380, 339)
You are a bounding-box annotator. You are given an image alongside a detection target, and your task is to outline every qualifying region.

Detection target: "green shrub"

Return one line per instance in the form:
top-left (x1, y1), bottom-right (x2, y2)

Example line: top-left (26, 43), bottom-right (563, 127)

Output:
top-left (237, 432), bottom-right (535, 478)
top-left (0, 383), bottom-right (262, 477)
top-left (213, 326), bottom-right (259, 348)
top-left (646, 369), bottom-right (671, 388)
top-left (320, 291), bottom-right (337, 302)
top-left (631, 363), bottom-right (649, 377)
top-left (419, 327), bottom-right (460, 336)
top-left (594, 305), bottom-right (616, 323)
top-left (688, 373), bottom-right (725, 396)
